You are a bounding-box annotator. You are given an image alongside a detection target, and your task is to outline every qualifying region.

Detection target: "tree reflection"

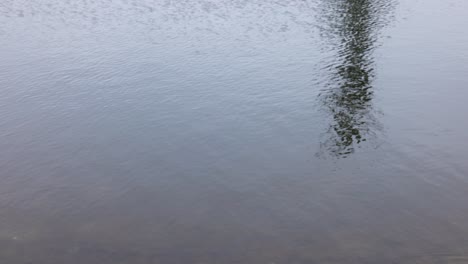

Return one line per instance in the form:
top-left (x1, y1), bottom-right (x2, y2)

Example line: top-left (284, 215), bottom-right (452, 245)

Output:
top-left (318, 0), bottom-right (394, 157)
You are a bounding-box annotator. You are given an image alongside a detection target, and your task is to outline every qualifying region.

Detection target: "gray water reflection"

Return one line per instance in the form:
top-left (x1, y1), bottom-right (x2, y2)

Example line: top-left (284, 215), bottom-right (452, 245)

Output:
top-left (317, 0), bottom-right (395, 157)
top-left (1, 0), bottom-right (468, 263)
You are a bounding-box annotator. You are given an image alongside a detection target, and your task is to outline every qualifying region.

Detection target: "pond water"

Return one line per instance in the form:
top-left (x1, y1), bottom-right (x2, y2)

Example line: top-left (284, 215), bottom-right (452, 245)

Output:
top-left (1, 0), bottom-right (468, 263)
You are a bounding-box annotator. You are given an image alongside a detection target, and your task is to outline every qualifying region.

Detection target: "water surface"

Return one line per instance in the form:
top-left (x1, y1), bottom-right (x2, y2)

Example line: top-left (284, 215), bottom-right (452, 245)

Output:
top-left (1, 0), bottom-right (468, 263)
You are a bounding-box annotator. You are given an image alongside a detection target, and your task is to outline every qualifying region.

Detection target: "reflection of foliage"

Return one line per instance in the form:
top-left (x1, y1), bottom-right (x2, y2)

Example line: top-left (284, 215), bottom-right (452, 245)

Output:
top-left (319, 0), bottom-right (393, 157)
top-left (0, 0), bottom-right (321, 42)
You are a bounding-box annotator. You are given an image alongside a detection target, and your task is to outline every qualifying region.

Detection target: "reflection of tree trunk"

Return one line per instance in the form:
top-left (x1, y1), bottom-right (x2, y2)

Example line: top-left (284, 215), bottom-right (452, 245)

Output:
top-left (319, 0), bottom-right (393, 157)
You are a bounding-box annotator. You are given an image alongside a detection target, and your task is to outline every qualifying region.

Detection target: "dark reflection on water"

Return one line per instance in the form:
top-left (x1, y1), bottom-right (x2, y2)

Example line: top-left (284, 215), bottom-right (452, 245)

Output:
top-left (317, 0), bottom-right (394, 157)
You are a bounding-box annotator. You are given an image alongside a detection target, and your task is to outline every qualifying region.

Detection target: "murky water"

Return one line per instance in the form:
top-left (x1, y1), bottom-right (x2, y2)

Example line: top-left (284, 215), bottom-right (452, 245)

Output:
top-left (1, 0), bottom-right (468, 263)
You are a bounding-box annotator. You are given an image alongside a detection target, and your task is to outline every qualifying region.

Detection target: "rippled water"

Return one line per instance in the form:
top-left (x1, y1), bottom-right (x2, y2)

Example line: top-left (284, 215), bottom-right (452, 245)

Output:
top-left (1, 0), bottom-right (468, 263)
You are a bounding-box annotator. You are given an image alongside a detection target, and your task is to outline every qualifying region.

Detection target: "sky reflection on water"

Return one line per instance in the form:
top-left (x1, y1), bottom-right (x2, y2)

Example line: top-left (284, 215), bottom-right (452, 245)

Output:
top-left (1, 0), bottom-right (468, 263)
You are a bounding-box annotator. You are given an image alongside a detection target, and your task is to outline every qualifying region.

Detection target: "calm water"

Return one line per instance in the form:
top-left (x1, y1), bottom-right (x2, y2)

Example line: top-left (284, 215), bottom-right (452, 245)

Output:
top-left (1, 0), bottom-right (468, 263)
